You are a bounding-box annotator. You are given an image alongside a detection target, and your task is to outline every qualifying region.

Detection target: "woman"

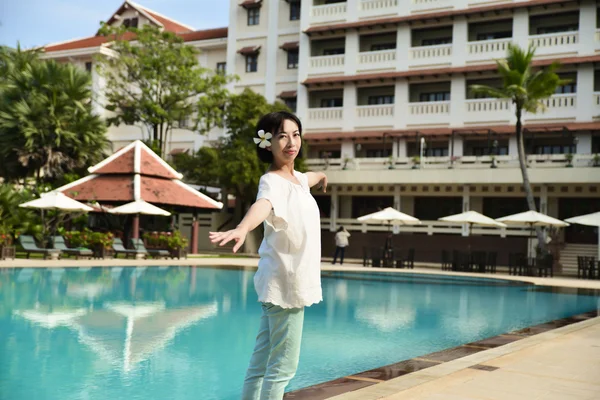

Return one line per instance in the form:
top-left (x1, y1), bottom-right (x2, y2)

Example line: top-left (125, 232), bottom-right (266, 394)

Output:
top-left (209, 111), bottom-right (327, 400)
top-left (332, 226), bottom-right (350, 265)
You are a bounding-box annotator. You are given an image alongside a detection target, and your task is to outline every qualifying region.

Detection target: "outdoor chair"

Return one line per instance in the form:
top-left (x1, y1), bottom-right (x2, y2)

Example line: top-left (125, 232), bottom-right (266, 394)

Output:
top-left (535, 254), bottom-right (554, 278)
top-left (131, 238), bottom-right (169, 259)
top-left (452, 251), bottom-right (469, 272)
top-left (470, 251), bottom-right (487, 273)
top-left (371, 247), bottom-right (384, 268)
top-left (577, 256), bottom-right (596, 279)
top-left (52, 236), bottom-right (93, 259)
top-left (396, 248), bottom-right (415, 269)
top-left (486, 252), bottom-right (498, 274)
top-left (362, 246), bottom-right (371, 267)
top-left (508, 253), bottom-right (527, 276)
top-left (18, 235), bottom-right (61, 260)
top-left (112, 238), bottom-right (146, 259)
top-left (441, 250), bottom-right (452, 271)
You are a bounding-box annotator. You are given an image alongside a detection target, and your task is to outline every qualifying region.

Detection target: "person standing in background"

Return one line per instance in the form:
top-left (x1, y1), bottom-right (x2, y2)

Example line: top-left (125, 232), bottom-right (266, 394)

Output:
top-left (332, 226), bottom-right (351, 265)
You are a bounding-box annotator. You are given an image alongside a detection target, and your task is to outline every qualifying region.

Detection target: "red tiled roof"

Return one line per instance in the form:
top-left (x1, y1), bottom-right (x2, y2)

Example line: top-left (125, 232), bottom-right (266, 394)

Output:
top-left (279, 90), bottom-right (297, 99)
top-left (63, 175), bottom-right (134, 202)
top-left (93, 148), bottom-right (135, 175)
top-left (140, 147), bottom-right (180, 179)
top-left (140, 177), bottom-right (219, 208)
top-left (303, 122), bottom-right (600, 142)
top-left (239, 0), bottom-right (262, 9)
top-left (305, 0), bottom-right (577, 34)
top-left (238, 46), bottom-right (261, 55)
top-left (280, 41), bottom-right (299, 51)
top-left (142, 9), bottom-right (193, 33)
top-left (44, 36), bottom-right (108, 52)
top-left (180, 27), bottom-right (228, 42)
top-left (303, 55), bottom-right (600, 86)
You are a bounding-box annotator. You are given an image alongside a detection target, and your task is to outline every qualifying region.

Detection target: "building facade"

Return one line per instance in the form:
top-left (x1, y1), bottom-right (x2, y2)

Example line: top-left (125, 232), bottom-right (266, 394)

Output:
top-left (43, 0), bottom-right (600, 269)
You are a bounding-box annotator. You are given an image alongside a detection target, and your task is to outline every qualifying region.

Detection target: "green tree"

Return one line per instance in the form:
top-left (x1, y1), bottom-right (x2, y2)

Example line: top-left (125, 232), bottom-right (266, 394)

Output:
top-left (96, 23), bottom-right (230, 157)
top-left (0, 184), bottom-right (43, 240)
top-left (0, 48), bottom-right (109, 185)
top-left (175, 89), bottom-right (304, 214)
top-left (470, 44), bottom-right (568, 252)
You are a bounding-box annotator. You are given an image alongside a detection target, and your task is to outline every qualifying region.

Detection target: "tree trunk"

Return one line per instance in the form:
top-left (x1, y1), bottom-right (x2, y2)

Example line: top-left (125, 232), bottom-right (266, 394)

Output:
top-left (515, 107), bottom-right (546, 253)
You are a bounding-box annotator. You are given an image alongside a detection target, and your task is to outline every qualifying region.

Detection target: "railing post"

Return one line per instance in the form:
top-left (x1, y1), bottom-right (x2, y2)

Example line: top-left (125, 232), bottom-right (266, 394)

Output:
top-left (330, 186), bottom-right (338, 232)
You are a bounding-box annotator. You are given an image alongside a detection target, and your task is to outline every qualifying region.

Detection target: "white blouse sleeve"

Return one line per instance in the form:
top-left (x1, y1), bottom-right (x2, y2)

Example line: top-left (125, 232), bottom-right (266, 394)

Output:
top-left (256, 174), bottom-right (289, 232)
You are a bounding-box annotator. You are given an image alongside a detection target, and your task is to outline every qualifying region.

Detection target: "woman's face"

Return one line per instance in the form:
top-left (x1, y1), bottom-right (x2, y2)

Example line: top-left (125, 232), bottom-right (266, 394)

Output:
top-left (269, 119), bottom-right (301, 164)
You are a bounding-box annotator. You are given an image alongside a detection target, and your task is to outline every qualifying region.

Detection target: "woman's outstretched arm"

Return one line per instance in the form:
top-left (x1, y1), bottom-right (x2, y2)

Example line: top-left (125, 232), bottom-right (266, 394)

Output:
top-left (305, 171), bottom-right (327, 192)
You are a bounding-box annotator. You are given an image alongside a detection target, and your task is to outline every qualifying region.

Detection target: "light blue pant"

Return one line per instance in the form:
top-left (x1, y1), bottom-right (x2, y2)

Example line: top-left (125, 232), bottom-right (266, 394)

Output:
top-left (241, 303), bottom-right (305, 400)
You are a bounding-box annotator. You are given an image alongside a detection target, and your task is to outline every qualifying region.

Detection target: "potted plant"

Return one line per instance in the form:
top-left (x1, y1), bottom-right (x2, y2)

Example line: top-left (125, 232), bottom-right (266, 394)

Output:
top-left (490, 155), bottom-right (497, 169)
top-left (0, 229), bottom-right (15, 260)
top-left (565, 153), bottom-right (574, 167)
top-left (386, 155), bottom-right (396, 170)
top-left (411, 155), bottom-right (420, 169)
top-left (167, 231), bottom-right (189, 259)
top-left (342, 157), bottom-right (351, 170)
top-left (593, 153), bottom-right (600, 167)
top-left (88, 231), bottom-right (114, 259)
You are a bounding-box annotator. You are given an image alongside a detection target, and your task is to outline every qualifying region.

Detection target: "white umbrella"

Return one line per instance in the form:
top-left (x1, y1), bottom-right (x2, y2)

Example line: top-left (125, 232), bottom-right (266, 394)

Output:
top-left (497, 211), bottom-right (568, 257)
top-left (357, 207), bottom-right (421, 226)
top-left (14, 308), bottom-right (87, 329)
top-left (496, 211), bottom-right (569, 227)
top-left (109, 199), bottom-right (171, 216)
top-left (565, 211), bottom-right (600, 259)
top-left (439, 210), bottom-right (506, 236)
top-left (19, 191), bottom-right (93, 211)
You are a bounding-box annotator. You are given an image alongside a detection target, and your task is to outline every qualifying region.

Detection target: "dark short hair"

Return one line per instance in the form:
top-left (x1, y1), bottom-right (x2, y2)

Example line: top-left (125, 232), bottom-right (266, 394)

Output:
top-left (337, 226), bottom-right (345, 232)
top-left (255, 111), bottom-right (303, 163)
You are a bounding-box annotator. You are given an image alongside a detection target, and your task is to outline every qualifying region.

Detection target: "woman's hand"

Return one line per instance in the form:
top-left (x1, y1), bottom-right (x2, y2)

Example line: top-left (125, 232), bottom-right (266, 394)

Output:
top-left (209, 226), bottom-right (249, 253)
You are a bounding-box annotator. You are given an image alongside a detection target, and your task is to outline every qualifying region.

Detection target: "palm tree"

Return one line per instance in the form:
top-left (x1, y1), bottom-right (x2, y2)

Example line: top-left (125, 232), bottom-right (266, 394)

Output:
top-left (0, 48), bottom-right (109, 185)
top-left (470, 44), bottom-right (569, 252)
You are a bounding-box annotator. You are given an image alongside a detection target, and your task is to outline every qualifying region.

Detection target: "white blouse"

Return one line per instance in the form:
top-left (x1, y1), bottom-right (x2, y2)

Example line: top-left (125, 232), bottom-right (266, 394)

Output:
top-left (254, 171), bottom-right (323, 309)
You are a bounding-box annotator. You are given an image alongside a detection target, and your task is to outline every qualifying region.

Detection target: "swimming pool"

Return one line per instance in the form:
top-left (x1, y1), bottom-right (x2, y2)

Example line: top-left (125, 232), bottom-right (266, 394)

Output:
top-left (1, 266), bottom-right (598, 400)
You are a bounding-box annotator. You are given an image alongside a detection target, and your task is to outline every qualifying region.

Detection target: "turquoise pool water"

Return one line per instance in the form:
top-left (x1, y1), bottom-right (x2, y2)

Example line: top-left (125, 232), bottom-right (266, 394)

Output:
top-left (1, 267), bottom-right (598, 400)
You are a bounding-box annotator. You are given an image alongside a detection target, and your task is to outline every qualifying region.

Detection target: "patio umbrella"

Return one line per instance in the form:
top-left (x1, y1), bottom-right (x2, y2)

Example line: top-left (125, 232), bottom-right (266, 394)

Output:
top-left (565, 211), bottom-right (600, 259)
top-left (19, 191), bottom-right (94, 245)
top-left (358, 207), bottom-right (421, 250)
top-left (14, 308), bottom-right (87, 329)
top-left (496, 211), bottom-right (569, 256)
top-left (439, 210), bottom-right (507, 235)
top-left (109, 199), bottom-right (171, 239)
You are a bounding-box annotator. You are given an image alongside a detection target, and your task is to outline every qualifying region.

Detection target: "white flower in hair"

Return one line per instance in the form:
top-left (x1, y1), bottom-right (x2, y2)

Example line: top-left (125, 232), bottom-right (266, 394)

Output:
top-left (253, 129), bottom-right (272, 148)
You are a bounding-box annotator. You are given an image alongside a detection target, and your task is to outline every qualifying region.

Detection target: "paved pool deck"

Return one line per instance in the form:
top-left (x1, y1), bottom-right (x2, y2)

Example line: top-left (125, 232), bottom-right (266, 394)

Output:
top-left (3, 256), bottom-right (600, 399)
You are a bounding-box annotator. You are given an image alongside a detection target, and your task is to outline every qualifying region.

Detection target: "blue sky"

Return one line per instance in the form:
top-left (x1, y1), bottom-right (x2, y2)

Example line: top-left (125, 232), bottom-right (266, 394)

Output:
top-left (0, 0), bottom-right (230, 49)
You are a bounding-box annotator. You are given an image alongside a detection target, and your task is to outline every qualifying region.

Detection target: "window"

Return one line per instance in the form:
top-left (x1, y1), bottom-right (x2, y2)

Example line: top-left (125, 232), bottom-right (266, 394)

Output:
top-left (476, 31), bottom-right (511, 41)
top-left (287, 50), bottom-right (299, 69)
top-left (537, 24), bottom-right (578, 34)
top-left (122, 17), bottom-right (138, 28)
top-left (370, 43), bottom-right (396, 51)
top-left (471, 146), bottom-right (508, 156)
top-left (320, 98), bottom-right (343, 108)
top-left (248, 8), bottom-right (260, 25)
top-left (245, 55), bottom-right (258, 72)
top-left (319, 150), bottom-right (341, 158)
top-left (284, 98), bottom-right (297, 112)
top-left (323, 48), bottom-right (345, 56)
top-left (555, 82), bottom-right (577, 94)
top-left (216, 62), bottom-right (226, 74)
top-left (290, 1), bottom-right (301, 21)
top-left (366, 149), bottom-right (391, 158)
top-left (425, 147), bottom-right (449, 157)
top-left (367, 95), bottom-right (394, 105)
top-left (421, 37), bottom-right (452, 46)
top-left (85, 62), bottom-right (92, 73)
top-left (419, 92), bottom-right (450, 102)
top-left (178, 117), bottom-right (189, 129)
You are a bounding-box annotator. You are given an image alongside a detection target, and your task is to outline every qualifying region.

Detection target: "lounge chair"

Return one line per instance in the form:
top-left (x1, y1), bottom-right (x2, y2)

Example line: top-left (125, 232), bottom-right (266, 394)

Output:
top-left (112, 238), bottom-right (146, 259)
top-left (52, 236), bottom-right (93, 259)
top-left (18, 235), bottom-right (61, 259)
top-left (130, 238), bottom-right (170, 259)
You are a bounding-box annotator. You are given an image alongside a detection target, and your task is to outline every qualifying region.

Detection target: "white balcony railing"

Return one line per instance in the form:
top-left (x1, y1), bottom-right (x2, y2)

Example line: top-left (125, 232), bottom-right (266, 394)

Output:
top-left (528, 31), bottom-right (579, 55)
top-left (540, 93), bottom-right (576, 109)
top-left (308, 107), bottom-right (343, 120)
top-left (321, 217), bottom-right (530, 237)
top-left (409, 101), bottom-right (450, 115)
top-left (360, 0), bottom-right (398, 15)
top-left (358, 49), bottom-right (396, 70)
top-left (466, 38), bottom-right (512, 62)
top-left (411, 0), bottom-right (453, 13)
top-left (409, 44), bottom-right (452, 66)
top-left (465, 98), bottom-right (511, 113)
top-left (306, 154), bottom-right (598, 173)
top-left (356, 104), bottom-right (394, 118)
top-left (309, 54), bottom-right (345, 75)
top-left (311, 2), bottom-right (347, 23)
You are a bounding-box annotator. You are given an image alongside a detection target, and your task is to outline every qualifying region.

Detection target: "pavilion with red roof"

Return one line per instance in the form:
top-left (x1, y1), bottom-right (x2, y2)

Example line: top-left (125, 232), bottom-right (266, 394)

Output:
top-left (55, 140), bottom-right (222, 253)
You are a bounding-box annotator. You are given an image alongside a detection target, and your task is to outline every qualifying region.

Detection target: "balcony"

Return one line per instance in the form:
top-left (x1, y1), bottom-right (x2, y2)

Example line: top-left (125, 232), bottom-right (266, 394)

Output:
top-left (528, 31), bottom-right (579, 56)
top-left (409, 44), bottom-right (452, 67)
top-left (358, 49), bottom-right (396, 71)
top-left (464, 98), bottom-right (512, 124)
top-left (411, 0), bottom-right (453, 14)
top-left (356, 104), bottom-right (395, 127)
top-left (525, 94), bottom-right (576, 121)
top-left (408, 101), bottom-right (450, 125)
top-left (306, 107), bottom-right (344, 129)
top-left (359, 0), bottom-right (398, 18)
top-left (309, 54), bottom-right (345, 75)
top-left (311, 2), bottom-right (347, 25)
top-left (466, 38), bottom-right (511, 63)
